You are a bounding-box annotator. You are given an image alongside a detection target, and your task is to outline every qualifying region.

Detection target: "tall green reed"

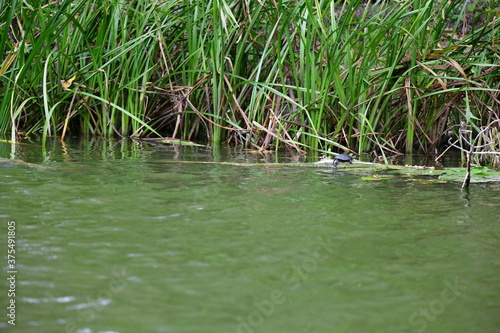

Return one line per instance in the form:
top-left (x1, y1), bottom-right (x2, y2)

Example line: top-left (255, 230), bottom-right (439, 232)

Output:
top-left (1, 0), bottom-right (498, 161)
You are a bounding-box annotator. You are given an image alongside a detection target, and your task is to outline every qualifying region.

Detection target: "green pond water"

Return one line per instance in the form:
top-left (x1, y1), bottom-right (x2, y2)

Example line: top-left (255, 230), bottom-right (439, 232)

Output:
top-left (1, 140), bottom-right (499, 333)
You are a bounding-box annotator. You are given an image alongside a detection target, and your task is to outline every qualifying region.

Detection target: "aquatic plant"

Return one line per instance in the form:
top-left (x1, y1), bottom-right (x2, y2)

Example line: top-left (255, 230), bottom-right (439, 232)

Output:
top-left (0, 0), bottom-right (498, 159)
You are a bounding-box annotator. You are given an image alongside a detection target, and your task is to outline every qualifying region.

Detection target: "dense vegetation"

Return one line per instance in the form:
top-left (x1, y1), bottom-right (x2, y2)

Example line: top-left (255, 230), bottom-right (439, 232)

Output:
top-left (1, 0), bottom-right (499, 158)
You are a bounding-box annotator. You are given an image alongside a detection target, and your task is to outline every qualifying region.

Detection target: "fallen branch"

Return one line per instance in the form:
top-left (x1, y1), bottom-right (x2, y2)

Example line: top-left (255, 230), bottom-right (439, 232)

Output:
top-left (447, 119), bottom-right (500, 188)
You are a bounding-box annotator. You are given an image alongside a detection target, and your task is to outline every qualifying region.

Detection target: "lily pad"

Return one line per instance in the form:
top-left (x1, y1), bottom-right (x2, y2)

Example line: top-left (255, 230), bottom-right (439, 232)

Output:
top-left (438, 167), bottom-right (500, 183)
top-left (361, 175), bottom-right (396, 181)
top-left (313, 157), bottom-right (500, 183)
top-left (136, 137), bottom-right (205, 147)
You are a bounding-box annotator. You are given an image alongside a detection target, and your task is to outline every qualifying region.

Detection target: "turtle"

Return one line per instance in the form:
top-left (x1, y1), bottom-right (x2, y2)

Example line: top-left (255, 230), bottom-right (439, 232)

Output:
top-left (333, 153), bottom-right (352, 167)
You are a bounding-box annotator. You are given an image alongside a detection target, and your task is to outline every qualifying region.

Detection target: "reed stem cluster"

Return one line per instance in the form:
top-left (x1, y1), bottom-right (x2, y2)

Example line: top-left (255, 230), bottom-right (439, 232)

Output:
top-left (1, 0), bottom-right (498, 156)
